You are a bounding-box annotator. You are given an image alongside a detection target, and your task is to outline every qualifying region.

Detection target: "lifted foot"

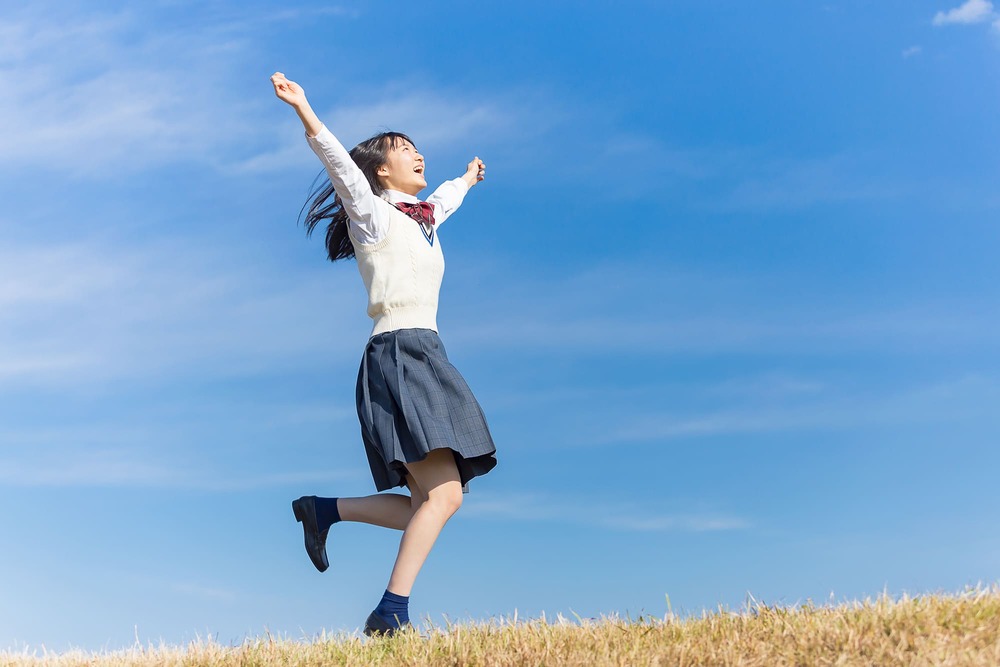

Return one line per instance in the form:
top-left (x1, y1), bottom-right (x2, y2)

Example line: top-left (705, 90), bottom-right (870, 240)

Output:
top-left (291, 496), bottom-right (329, 573)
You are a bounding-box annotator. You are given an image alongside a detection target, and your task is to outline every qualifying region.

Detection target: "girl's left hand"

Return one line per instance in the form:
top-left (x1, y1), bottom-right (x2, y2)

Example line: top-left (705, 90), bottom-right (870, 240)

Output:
top-left (462, 157), bottom-right (486, 188)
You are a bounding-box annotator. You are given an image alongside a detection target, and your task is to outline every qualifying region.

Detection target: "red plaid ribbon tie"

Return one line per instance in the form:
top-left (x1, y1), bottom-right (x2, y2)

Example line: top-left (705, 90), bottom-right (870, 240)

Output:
top-left (394, 201), bottom-right (436, 226)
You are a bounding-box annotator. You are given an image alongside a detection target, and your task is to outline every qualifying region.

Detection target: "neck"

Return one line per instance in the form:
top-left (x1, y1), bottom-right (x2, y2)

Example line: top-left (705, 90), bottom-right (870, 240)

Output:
top-left (382, 181), bottom-right (423, 197)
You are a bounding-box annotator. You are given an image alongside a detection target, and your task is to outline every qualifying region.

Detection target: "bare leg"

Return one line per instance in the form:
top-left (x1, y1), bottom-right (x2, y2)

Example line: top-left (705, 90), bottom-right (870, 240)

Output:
top-left (337, 474), bottom-right (429, 531)
top-left (337, 494), bottom-right (411, 531)
top-left (386, 449), bottom-right (463, 596)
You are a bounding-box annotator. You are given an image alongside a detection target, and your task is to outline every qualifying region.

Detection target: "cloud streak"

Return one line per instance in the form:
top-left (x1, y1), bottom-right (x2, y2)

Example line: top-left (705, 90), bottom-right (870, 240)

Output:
top-left (23, 237), bottom-right (993, 397)
top-left (0, 4), bottom-right (366, 169)
top-left (237, 82), bottom-right (561, 176)
top-left (0, 443), bottom-right (358, 490)
top-left (0, 233), bottom-right (365, 389)
top-left (0, 4), bottom-right (559, 179)
top-left (595, 374), bottom-right (1000, 446)
top-left (933, 0), bottom-right (995, 25)
top-left (0, 7), bottom-right (255, 175)
top-left (463, 492), bottom-right (750, 533)
top-left (443, 260), bottom-right (1000, 359)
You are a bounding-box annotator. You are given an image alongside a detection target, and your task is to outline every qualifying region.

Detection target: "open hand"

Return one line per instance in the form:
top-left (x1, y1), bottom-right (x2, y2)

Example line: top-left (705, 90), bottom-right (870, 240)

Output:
top-left (271, 72), bottom-right (307, 108)
top-left (462, 157), bottom-right (486, 188)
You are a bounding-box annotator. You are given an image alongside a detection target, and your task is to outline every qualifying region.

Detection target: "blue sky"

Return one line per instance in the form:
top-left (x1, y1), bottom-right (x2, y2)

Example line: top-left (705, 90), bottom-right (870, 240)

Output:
top-left (1, 0), bottom-right (999, 651)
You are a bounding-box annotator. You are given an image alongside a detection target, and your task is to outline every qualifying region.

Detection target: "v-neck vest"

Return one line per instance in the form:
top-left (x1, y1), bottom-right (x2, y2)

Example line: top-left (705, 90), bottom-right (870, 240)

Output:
top-left (349, 200), bottom-right (445, 337)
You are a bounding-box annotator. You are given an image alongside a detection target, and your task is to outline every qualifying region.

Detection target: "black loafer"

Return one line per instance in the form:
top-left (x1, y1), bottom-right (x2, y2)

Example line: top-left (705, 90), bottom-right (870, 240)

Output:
top-left (363, 611), bottom-right (411, 637)
top-left (291, 496), bottom-right (329, 573)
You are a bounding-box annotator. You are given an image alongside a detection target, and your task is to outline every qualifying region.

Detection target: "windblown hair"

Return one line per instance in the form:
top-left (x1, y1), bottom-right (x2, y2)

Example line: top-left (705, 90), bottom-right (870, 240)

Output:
top-left (299, 131), bottom-right (415, 261)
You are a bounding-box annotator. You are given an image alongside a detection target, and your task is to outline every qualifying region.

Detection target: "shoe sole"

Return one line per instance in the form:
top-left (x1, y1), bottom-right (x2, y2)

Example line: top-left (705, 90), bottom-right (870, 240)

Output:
top-left (363, 611), bottom-right (411, 638)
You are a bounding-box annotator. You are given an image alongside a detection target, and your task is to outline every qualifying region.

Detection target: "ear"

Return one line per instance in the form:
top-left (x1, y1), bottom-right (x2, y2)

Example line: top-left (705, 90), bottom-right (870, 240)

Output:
top-left (377, 164), bottom-right (390, 176)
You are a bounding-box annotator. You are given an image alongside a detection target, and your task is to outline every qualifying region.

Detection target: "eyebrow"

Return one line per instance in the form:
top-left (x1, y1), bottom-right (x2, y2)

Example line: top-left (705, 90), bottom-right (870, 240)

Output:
top-left (391, 137), bottom-right (417, 151)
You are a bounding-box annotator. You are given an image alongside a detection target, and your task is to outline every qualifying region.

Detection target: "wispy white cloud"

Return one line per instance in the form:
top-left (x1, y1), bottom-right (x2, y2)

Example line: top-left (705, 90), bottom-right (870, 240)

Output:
top-left (0, 443), bottom-right (358, 489)
top-left (0, 8), bottom-right (249, 175)
top-left (0, 4), bottom-right (558, 178)
top-left (463, 492), bottom-right (750, 532)
top-left (599, 374), bottom-right (1000, 445)
top-left (0, 233), bottom-right (365, 389)
top-left (0, 388), bottom-right (361, 488)
top-left (444, 260), bottom-right (1000, 358)
top-left (557, 139), bottom-right (911, 210)
top-left (902, 45), bottom-right (922, 58)
top-left (0, 5), bottom-right (381, 177)
top-left (238, 83), bottom-right (561, 175)
top-left (933, 0), bottom-right (996, 25)
top-left (325, 89), bottom-right (524, 152)
top-left (547, 133), bottom-right (712, 201)
top-left (710, 150), bottom-right (906, 211)
top-left (704, 373), bottom-right (826, 399)
top-left (191, 5), bottom-right (360, 31)
top-left (481, 373), bottom-right (827, 419)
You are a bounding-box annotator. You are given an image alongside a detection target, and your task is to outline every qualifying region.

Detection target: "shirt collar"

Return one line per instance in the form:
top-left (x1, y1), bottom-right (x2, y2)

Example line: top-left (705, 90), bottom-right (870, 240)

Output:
top-left (382, 189), bottom-right (421, 205)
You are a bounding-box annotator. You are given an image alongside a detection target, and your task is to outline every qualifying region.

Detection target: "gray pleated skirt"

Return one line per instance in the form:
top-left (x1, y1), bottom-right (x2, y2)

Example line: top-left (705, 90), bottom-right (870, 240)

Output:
top-left (356, 328), bottom-right (498, 492)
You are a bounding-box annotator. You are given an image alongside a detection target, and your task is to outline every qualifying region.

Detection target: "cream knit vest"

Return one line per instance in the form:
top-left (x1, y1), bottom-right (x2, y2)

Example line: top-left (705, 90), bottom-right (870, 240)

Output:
top-left (350, 199), bottom-right (445, 337)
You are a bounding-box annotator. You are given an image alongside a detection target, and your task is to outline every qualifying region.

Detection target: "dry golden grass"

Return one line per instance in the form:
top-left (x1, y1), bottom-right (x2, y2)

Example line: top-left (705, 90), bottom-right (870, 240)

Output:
top-left (4, 588), bottom-right (999, 667)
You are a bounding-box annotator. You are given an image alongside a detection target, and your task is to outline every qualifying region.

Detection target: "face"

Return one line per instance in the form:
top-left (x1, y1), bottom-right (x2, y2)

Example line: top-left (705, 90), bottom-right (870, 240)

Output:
top-left (376, 138), bottom-right (426, 195)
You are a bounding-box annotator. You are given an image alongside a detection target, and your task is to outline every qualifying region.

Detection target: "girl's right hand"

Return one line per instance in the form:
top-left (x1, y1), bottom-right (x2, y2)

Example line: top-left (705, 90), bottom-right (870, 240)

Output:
top-left (271, 72), bottom-right (307, 108)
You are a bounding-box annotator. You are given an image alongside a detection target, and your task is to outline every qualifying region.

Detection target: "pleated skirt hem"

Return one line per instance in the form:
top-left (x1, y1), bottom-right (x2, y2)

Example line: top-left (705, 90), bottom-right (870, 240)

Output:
top-left (356, 328), bottom-right (498, 492)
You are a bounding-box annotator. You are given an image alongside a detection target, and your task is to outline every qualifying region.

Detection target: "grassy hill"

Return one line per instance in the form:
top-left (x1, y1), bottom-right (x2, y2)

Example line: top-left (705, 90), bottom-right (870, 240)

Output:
top-left (4, 588), bottom-right (999, 666)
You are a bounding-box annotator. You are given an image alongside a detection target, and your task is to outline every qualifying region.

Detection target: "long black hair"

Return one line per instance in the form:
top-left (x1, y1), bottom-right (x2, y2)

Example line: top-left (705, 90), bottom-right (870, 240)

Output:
top-left (299, 131), bottom-right (415, 261)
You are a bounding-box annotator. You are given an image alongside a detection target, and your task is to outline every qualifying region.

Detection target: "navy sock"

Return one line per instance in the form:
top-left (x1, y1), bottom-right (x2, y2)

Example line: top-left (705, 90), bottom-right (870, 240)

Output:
top-left (314, 497), bottom-right (341, 532)
top-left (374, 589), bottom-right (409, 626)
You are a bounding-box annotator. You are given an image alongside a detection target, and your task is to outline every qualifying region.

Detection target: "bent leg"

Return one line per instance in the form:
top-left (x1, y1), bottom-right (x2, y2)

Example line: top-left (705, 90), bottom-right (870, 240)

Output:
top-left (337, 494), bottom-right (412, 531)
top-left (337, 474), bottom-right (429, 531)
top-left (386, 449), bottom-right (463, 596)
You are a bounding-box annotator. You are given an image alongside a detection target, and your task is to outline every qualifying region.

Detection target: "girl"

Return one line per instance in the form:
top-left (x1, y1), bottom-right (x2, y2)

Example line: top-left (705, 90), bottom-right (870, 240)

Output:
top-left (271, 72), bottom-right (498, 637)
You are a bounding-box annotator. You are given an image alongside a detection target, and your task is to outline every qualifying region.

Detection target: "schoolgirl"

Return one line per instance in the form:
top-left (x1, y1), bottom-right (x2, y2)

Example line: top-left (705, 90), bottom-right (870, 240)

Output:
top-left (271, 72), bottom-right (498, 637)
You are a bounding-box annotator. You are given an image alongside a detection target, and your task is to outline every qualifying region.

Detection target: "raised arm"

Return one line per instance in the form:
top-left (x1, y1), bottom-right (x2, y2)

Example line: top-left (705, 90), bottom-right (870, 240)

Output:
top-left (425, 157), bottom-right (487, 228)
top-left (271, 72), bottom-right (323, 137)
top-left (271, 72), bottom-right (381, 235)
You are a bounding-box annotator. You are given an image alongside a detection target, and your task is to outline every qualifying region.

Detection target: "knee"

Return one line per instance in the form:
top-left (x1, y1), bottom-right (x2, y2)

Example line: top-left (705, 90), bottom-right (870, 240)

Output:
top-left (426, 485), bottom-right (463, 518)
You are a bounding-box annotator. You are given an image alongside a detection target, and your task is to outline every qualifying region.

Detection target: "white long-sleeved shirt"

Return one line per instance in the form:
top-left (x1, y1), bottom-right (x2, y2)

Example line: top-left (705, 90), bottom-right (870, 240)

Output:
top-left (306, 125), bottom-right (469, 245)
